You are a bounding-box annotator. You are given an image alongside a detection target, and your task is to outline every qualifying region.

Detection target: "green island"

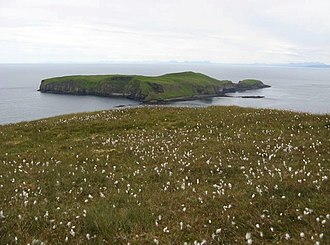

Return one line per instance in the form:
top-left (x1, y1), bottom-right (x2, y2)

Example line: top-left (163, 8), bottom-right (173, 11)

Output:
top-left (0, 106), bottom-right (329, 244)
top-left (39, 71), bottom-right (270, 103)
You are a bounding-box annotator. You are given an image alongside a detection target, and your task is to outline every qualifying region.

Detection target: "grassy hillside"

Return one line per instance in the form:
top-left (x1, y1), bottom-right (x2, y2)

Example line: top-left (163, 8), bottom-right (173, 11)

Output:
top-left (39, 72), bottom-right (235, 102)
top-left (0, 106), bottom-right (329, 244)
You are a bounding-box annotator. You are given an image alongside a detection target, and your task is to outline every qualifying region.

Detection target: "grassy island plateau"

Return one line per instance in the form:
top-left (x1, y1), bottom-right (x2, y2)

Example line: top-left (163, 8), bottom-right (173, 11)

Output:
top-left (0, 106), bottom-right (329, 244)
top-left (39, 71), bottom-right (270, 103)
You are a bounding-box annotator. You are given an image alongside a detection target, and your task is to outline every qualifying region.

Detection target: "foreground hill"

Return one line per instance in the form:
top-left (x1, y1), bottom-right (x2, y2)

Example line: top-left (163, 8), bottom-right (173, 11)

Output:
top-left (0, 106), bottom-right (329, 244)
top-left (39, 71), bottom-right (270, 103)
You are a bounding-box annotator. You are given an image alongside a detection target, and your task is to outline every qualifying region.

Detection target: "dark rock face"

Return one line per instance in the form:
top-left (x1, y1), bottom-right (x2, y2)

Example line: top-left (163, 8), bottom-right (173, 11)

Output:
top-left (95, 83), bottom-right (124, 96)
top-left (39, 80), bottom-right (85, 94)
top-left (146, 82), bottom-right (164, 93)
top-left (39, 78), bottom-right (133, 98)
top-left (124, 80), bottom-right (146, 101)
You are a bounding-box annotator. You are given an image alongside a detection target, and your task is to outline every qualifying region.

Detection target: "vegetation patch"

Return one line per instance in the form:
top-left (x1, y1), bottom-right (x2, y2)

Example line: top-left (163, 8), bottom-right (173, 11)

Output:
top-left (0, 106), bottom-right (329, 244)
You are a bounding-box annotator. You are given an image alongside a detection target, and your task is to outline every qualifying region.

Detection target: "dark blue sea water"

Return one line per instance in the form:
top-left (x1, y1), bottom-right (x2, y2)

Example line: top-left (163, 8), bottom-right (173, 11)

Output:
top-left (0, 63), bottom-right (329, 124)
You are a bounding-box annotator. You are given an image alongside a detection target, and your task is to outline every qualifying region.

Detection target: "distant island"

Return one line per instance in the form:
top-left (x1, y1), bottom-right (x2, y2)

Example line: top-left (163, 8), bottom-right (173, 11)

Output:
top-left (38, 71), bottom-right (270, 103)
top-left (250, 62), bottom-right (330, 68)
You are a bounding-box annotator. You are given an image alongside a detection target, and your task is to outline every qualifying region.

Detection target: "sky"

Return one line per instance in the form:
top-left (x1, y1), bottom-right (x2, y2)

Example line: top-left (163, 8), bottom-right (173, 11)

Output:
top-left (1, 0), bottom-right (330, 64)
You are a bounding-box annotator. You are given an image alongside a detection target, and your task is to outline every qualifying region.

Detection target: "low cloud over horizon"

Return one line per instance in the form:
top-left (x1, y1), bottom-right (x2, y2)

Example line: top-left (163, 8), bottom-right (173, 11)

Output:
top-left (1, 0), bottom-right (330, 64)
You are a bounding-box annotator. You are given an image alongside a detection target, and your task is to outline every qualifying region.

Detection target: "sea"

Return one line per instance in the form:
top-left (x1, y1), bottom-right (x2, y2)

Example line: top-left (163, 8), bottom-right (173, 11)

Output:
top-left (0, 63), bottom-right (329, 125)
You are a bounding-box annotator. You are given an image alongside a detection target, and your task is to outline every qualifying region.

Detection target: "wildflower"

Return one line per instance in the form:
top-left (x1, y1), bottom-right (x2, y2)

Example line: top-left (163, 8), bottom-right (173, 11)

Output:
top-left (32, 239), bottom-right (45, 245)
top-left (153, 239), bottom-right (159, 244)
top-left (22, 190), bottom-right (29, 199)
top-left (245, 232), bottom-right (252, 240)
top-left (70, 229), bottom-right (75, 237)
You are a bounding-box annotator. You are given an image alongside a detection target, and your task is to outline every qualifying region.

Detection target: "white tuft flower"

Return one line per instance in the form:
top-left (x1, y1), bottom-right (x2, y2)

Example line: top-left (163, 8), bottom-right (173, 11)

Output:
top-left (245, 232), bottom-right (252, 240)
top-left (70, 229), bottom-right (75, 237)
top-left (300, 232), bottom-right (305, 238)
top-left (22, 190), bottom-right (29, 199)
top-left (0, 210), bottom-right (5, 220)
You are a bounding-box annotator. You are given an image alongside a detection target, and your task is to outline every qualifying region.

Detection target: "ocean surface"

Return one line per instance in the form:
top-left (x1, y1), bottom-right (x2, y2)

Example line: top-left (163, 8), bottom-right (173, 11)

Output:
top-left (0, 63), bottom-right (329, 125)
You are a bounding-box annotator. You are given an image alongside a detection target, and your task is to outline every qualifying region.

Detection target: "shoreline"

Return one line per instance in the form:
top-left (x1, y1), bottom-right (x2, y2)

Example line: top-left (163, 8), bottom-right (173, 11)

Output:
top-left (38, 89), bottom-right (268, 105)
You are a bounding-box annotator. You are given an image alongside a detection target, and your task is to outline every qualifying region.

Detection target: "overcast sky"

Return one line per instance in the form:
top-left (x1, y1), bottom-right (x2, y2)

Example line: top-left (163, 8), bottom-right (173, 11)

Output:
top-left (1, 0), bottom-right (330, 64)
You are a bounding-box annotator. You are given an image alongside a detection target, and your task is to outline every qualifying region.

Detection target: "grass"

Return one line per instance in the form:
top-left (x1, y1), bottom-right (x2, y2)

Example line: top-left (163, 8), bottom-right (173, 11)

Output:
top-left (0, 106), bottom-right (329, 244)
top-left (239, 79), bottom-right (263, 86)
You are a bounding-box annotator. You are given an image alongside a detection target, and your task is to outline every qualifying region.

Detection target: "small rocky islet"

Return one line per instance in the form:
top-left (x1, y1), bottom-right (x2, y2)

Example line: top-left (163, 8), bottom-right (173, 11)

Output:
top-left (38, 71), bottom-right (270, 103)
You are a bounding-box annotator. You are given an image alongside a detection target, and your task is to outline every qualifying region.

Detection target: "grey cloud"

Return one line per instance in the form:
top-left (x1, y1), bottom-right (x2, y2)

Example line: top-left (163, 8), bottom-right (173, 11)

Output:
top-left (0, 0), bottom-right (329, 63)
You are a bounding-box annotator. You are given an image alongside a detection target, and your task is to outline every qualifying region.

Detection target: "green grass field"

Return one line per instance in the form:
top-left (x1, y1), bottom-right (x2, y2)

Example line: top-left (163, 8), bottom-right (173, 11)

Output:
top-left (0, 106), bottom-right (329, 244)
top-left (238, 79), bottom-right (264, 86)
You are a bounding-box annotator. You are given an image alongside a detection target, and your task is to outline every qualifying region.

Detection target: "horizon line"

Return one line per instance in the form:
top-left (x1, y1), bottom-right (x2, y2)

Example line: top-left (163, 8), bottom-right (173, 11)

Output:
top-left (0, 61), bottom-right (329, 67)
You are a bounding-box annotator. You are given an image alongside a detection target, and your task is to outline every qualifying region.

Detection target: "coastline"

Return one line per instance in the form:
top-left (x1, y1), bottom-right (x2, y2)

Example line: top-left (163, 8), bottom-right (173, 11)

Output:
top-left (38, 72), bottom-right (271, 104)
